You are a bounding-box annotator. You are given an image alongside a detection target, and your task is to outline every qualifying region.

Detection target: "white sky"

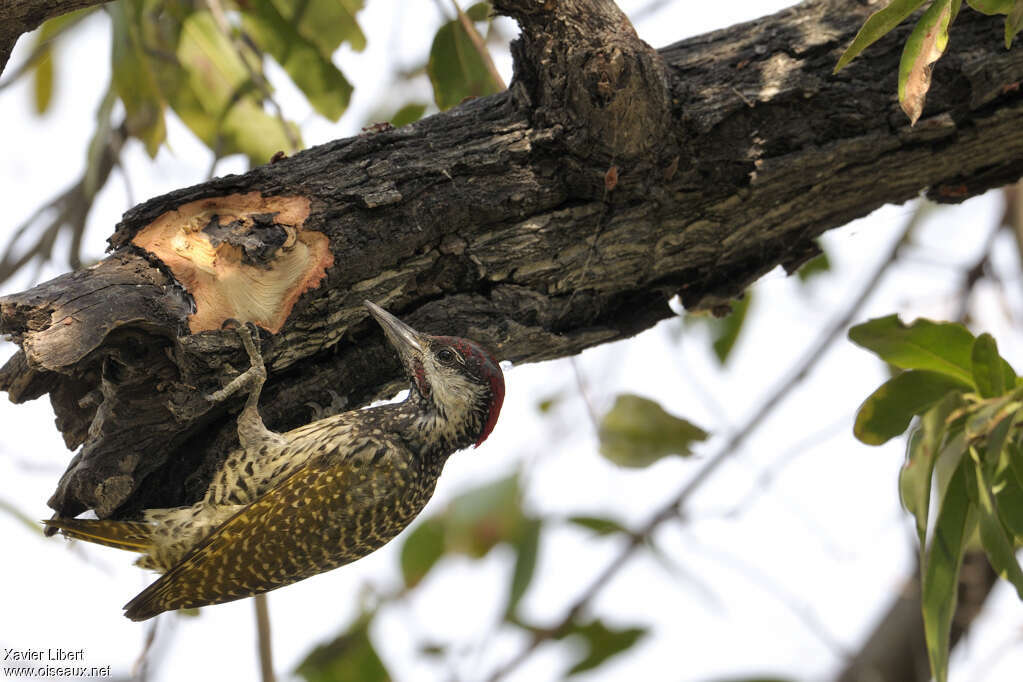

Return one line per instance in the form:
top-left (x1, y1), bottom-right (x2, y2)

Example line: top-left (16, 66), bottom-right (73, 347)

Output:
top-left (1, 2), bottom-right (1021, 681)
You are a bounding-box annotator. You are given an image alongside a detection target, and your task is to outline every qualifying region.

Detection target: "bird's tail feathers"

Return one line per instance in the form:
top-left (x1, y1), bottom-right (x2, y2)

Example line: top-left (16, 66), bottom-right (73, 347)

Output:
top-left (43, 517), bottom-right (153, 553)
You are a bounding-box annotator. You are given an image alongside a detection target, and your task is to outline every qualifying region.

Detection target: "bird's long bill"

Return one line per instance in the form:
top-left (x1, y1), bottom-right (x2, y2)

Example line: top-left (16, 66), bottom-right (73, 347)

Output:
top-left (364, 301), bottom-right (425, 358)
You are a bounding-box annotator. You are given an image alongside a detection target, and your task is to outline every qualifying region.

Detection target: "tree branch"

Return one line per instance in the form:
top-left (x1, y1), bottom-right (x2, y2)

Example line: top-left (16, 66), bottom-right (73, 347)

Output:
top-left (2, 0), bottom-right (1022, 526)
top-left (0, 0), bottom-right (112, 75)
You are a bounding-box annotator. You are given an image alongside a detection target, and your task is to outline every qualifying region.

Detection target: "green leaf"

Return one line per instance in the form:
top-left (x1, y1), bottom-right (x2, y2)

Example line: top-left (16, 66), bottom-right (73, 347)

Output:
top-left (854, 370), bottom-right (969, 445)
top-left (445, 474), bottom-right (522, 558)
top-left (505, 518), bottom-right (541, 618)
top-left (933, 429), bottom-right (968, 518)
top-left (400, 518), bottom-right (445, 588)
top-left (32, 41), bottom-right (54, 115)
top-left (899, 392), bottom-right (964, 548)
top-left (1, 498), bottom-right (44, 536)
top-left (565, 619), bottom-right (647, 676)
top-left (966, 0), bottom-right (1015, 13)
top-left (176, 11), bottom-right (300, 163)
top-left (390, 102), bottom-right (428, 127)
top-left (795, 249), bottom-right (831, 282)
top-left (177, 11), bottom-right (249, 115)
top-left (427, 18), bottom-right (501, 110)
top-left (269, 0), bottom-right (366, 57)
top-left (921, 460), bottom-right (975, 682)
top-left (971, 333), bottom-right (1016, 398)
top-left (296, 612), bottom-right (389, 682)
top-left (710, 293), bottom-right (751, 365)
top-left (222, 101), bottom-right (302, 164)
top-left (598, 394), bottom-right (708, 468)
top-left (849, 315), bottom-right (977, 386)
top-left (922, 458), bottom-right (975, 682)
top-left (985, 402), bottom-right (1016, 465)
top-left (898, 0), bottom-right (957, 124)
top-left (466, 2), bottom-right (492, 22)
top-left (566, 515), bottom-right (630, 537)
top-left (242, 0), bottom-right (353, 121)
top-left (835, 0), bottom-right (929, 72)
top-left (32, 9), bottom-right (94, 116)
top-left (968, 454), bottom-right (1023, 599)
top-left (1007, 0), bottom-right (1023, 47)
top-left (964, 398), bottom-right (1022, 451)
top-left (995, 441), bottom-right (1023, 539)
top-left (110, 1), bottom-right (167, 156)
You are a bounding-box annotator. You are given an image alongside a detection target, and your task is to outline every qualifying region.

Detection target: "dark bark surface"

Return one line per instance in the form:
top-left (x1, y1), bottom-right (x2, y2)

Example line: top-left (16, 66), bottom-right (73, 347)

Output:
top-left (1, 0), bottom-right (1022, 529)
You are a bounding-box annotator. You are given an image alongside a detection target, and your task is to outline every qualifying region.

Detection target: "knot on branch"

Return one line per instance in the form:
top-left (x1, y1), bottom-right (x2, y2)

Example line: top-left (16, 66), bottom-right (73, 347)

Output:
top-left (496, 0), bottom-right (674, 164)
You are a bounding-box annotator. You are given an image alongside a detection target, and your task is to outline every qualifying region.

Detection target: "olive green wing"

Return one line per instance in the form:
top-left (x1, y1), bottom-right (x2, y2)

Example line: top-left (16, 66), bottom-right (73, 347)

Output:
top-left (124, 442), bottom-right (411, 621)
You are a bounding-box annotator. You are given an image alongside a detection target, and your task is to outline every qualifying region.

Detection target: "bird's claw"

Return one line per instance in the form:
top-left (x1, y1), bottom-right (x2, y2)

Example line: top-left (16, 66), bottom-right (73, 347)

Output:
top-left (306, 390), bottom-right (349, 420)
top-left (206, 322), bottom-right (267, 405)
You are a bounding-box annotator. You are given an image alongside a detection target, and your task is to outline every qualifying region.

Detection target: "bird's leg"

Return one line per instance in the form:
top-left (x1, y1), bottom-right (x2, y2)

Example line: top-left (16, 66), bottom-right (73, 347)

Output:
top-left (208, 322), bottom-right (287, 453)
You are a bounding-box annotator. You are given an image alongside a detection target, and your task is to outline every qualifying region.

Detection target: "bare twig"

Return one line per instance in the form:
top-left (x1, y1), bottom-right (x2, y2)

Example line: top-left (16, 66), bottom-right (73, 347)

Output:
top-left (569, 357), bottom-right (600, 429)
top-left (254, 594), bottom-right (276, 682)
top-left (451, 0), bottom-right (506, 90)
top-left (131, 617), bottom-right (159, 681)
top-left (682, 530), bottom-right (851, 658)
top-left (486, 202), bottom-right (926, 682)
top-left (954, 218), bottom-right (1003, 323)
top-left (0, 122), bottom-right (124, 284)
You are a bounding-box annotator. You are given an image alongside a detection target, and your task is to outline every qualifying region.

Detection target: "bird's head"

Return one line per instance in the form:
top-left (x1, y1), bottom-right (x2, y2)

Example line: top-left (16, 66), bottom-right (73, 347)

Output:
top-left (364, 301), bottom-right (505, 447)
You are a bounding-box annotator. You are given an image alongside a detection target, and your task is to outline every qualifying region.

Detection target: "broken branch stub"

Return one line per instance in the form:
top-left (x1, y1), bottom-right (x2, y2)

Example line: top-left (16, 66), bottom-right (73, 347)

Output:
top-left (496, 0), bottom-right (675, 170)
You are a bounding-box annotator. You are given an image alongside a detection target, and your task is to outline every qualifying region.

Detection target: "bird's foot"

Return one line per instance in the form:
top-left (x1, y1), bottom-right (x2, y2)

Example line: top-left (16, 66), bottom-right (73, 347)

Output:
top-left (306, 390), bottom-right (349, 420)
top-left (207, 321), bottom-right (267, 406)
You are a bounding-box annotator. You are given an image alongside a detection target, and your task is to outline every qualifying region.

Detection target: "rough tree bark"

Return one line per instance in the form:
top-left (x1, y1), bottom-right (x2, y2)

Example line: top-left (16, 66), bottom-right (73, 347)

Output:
top-left (1, 2), bottom-right (1022, 674)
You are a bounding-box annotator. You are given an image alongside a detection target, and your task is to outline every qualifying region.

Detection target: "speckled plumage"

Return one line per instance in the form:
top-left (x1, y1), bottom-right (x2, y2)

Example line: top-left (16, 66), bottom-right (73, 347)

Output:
top-left (45, 303), bottom-right (505, 621)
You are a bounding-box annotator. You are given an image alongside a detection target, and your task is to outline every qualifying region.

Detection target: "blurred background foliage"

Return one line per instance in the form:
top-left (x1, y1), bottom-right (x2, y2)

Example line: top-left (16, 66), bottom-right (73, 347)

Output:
top-left (2, 1), bottom-right (1023, 681)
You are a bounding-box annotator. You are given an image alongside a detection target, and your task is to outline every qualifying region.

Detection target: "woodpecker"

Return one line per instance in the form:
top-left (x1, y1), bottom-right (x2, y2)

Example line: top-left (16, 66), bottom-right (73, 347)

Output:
top-left (44, 301), bottom-right (505, 621)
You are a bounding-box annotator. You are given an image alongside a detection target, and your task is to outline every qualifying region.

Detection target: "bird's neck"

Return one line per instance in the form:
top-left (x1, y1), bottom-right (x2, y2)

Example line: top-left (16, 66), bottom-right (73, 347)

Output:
top-left (394, 389), bottom-right (481, 463)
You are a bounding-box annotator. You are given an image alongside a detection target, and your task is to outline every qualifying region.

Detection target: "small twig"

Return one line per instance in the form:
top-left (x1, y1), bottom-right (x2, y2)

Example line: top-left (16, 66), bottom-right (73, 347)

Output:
top-left (451, 0), bottom-right (506, 90)
top-left (116, 159), bottom-right (135, 208)
top-left (954, 212), bottom-right (1005, 323)
top-left (719, 412), bottom-right (854, 518)
top-left (0, 121), bottom-right (124, 284)
top-left (569, 357), bottom-right (600, 429)
top-left (630, 0), bottom-right (675, 23)
top-left (131, 617), bottom-right (160, 681)
top-left (254, 594), bottom-right (276, 682)
top-left (683, 530), bottom-right (852, 658)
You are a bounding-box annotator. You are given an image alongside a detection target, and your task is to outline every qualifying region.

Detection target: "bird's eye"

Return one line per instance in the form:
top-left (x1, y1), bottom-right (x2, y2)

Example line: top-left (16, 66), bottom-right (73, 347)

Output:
top-left (436, 348), bottom-right (458, 366)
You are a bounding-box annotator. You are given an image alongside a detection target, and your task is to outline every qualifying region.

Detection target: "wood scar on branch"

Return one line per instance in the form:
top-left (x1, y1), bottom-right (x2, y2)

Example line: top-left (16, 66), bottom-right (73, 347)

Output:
top-left (131, 193), bottom-right (333, 334)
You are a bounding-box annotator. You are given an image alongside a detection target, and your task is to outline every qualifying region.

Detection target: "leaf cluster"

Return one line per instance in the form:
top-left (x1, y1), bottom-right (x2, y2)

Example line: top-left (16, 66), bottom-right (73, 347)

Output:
top-left (835, 0), bottom-right (1023, 123)
top-left (102, 0), bottom-right (366, 163)
top-left (851, 315), bottom-right (1023, 682)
